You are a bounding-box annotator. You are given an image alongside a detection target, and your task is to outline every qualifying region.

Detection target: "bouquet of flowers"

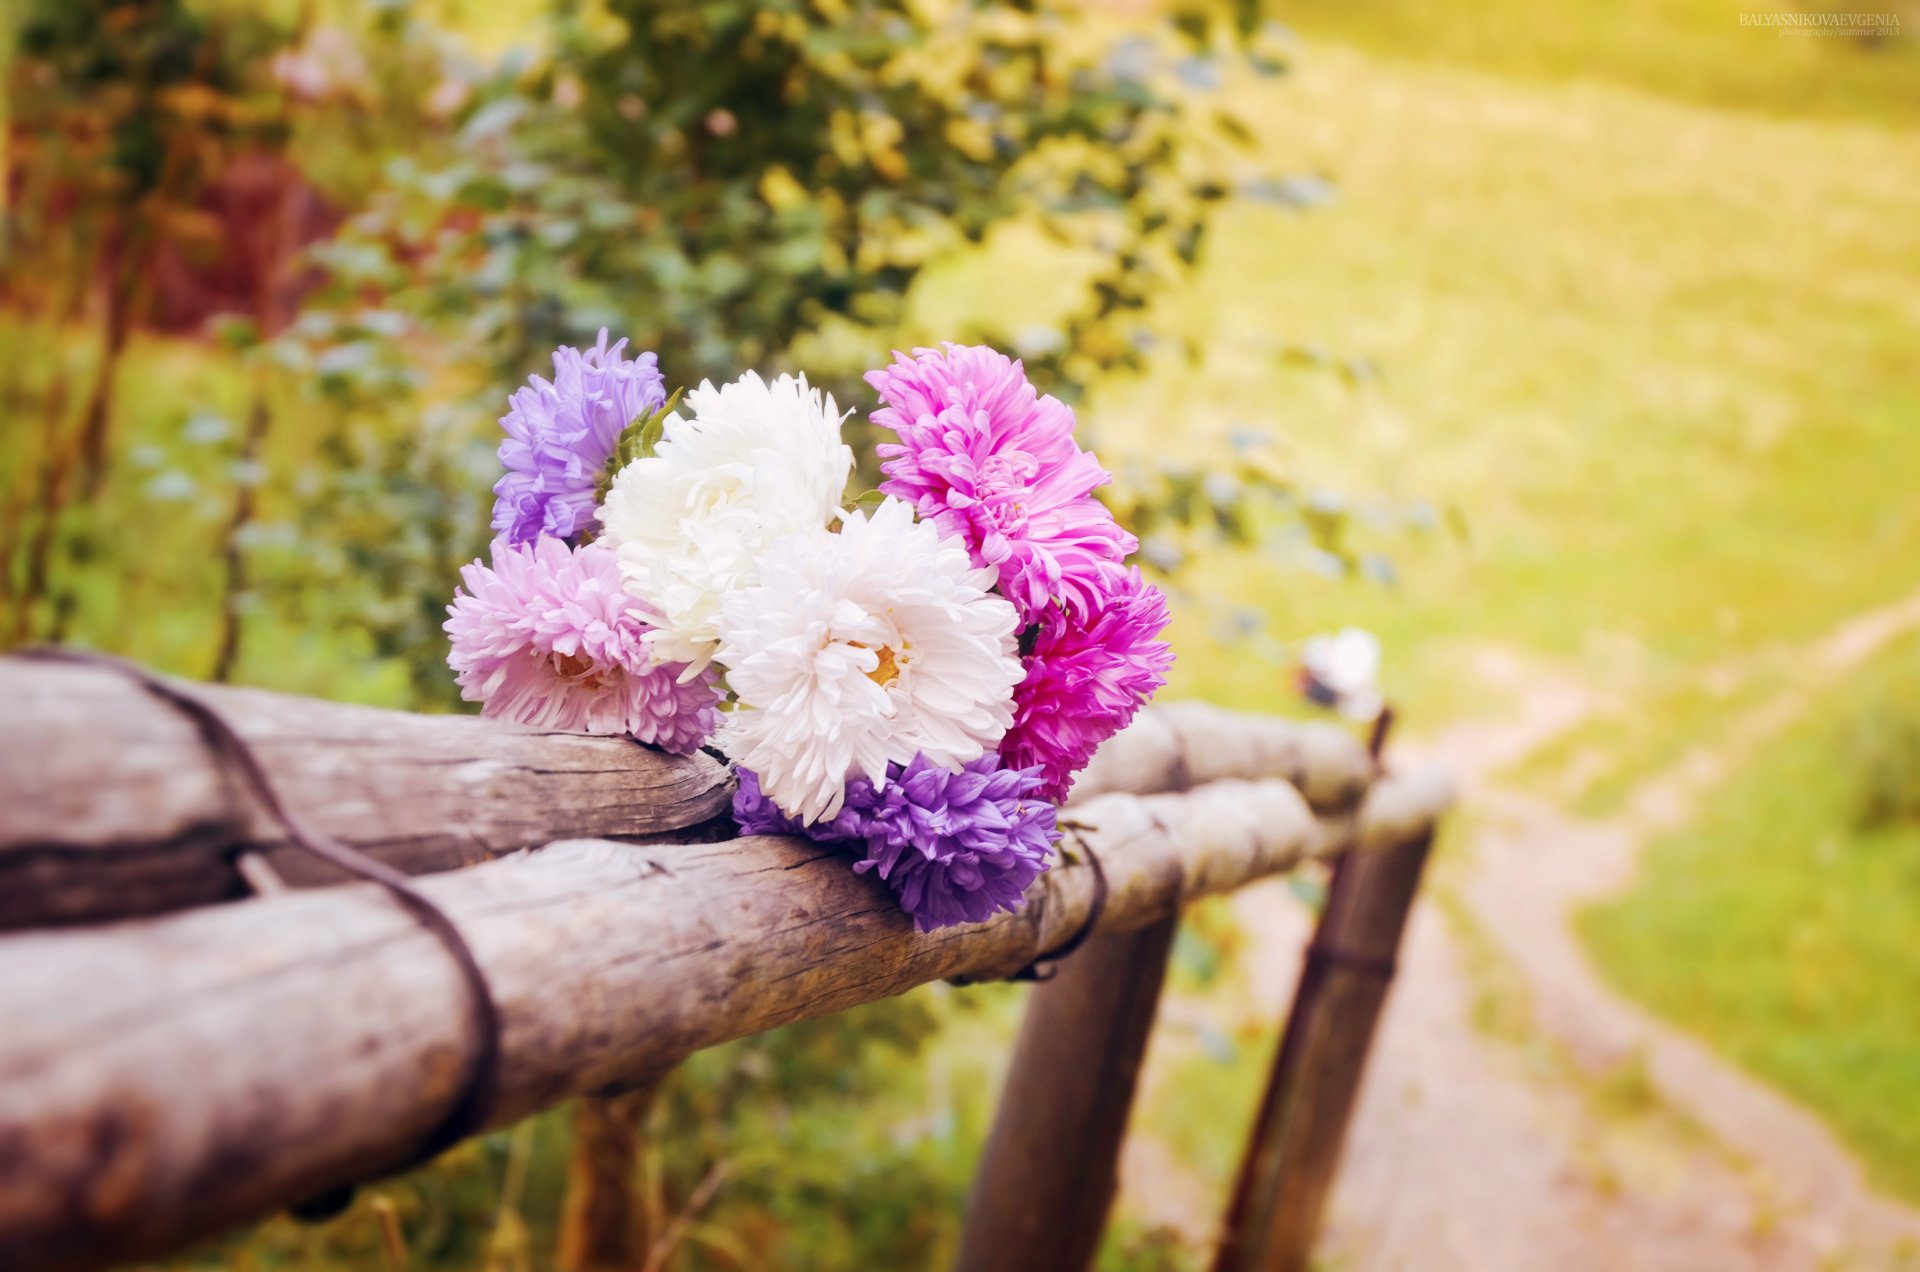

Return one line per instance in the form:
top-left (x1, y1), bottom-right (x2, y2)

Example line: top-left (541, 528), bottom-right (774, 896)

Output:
top-left (446, 335), bottom-right (1172, 931)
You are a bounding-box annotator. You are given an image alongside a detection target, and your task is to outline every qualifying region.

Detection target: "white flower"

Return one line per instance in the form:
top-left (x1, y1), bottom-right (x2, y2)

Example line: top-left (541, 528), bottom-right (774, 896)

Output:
top-left (598, 371), bottom-right (853, 672)
top-left (1300, 627), bottom-right (1383, 721)
top-left (716, 497), bottom-right (1024, 823)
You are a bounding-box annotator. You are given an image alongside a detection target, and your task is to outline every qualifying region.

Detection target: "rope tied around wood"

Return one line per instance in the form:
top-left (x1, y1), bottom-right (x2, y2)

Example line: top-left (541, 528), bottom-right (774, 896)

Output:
top-left (14, 647), bottom-right (504, 1196)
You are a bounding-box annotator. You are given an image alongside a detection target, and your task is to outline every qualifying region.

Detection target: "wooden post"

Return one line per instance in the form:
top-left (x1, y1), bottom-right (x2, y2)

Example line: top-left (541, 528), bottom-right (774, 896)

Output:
top-left (953, 916), bottom-right (1179, 1272)
top-left (557, 1083), bottom-right (662, 1272)
top-left (1213, 831), bottom-right (1432, 1272)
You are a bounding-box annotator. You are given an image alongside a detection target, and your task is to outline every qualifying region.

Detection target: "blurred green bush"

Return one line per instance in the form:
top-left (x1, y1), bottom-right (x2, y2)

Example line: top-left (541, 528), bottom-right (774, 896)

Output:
top-left (6, 0), bottom-right (1362, 704)
top-left (1, 3), bottom-right (1338, 1267)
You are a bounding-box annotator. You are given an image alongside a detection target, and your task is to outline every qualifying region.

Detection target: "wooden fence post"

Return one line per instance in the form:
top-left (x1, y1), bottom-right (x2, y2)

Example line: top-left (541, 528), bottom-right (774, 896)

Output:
top-left (557, 1082), bottom-right (662, 1272)
top-left (953, 916), bottom-right (1179, 1272)
top-left (1212, 830), bottom-right (1432, 1272)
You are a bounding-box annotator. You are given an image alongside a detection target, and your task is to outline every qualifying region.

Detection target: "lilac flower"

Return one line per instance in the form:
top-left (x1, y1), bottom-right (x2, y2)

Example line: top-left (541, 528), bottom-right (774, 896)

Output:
top-left (867, 344), bottom-right (1136, 622)
top-left (493, 330), bottom-right (665, 545)
top-left (445, 536), bottom-right (719, 751)
top-left (733, 767), bottom-right (853, 839)
top-left (999, 566), bottom-right (1174, 802)
top-left (733, 754), bottom-right (1060, 932)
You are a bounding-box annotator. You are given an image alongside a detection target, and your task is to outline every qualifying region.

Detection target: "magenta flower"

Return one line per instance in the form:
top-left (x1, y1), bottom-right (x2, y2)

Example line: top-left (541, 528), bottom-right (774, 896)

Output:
top-left (445, 536), bottom-right (719, 751)
top-left (999, 567), bottom-right (1175, 802)
top-left (493, 330), bottom-right (664, 545)
top-left (733, 754), bottom-right (1059, 932)
top-left (867, 344), bottom-right (1136, 621)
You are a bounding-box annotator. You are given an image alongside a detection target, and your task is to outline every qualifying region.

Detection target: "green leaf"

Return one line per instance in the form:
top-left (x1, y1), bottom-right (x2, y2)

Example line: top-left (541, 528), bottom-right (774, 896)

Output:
top-left (597, 386), bottom-right (685, 505)
top-left (846, 488), bottom-right (891, 516)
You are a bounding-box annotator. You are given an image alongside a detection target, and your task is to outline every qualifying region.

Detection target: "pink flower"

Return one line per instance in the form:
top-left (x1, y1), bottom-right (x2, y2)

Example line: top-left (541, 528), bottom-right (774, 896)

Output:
top-left (867, 344), bottom-right (1136, 622)
top-left (445, 536), bottom-right (720, 752)
top-left (999, 567), bottom-right (1174, 802)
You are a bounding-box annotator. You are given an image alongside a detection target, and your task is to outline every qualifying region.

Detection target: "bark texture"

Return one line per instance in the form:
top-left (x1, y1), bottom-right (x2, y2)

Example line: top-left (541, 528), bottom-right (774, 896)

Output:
top-left (557, 1085), bottom-right (661, 1272)
top-left (954, 917), bottom-right (1180, 1272)
top-left (0, 658), bottom-right (1376, 930)
top-left (0, 658), bottom-right (735, 928)
top-left (1215, 831), bottom-right (1435, 1272)
top-left (0, 768), bottom-right (1449, 1272)
top-left (1071, 701), bottom-right (1372, 814)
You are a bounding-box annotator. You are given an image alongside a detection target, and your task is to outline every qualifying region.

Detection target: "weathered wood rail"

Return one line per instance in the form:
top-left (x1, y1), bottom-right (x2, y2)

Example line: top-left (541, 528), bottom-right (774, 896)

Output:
top-left (0, 660), bottom-right (1374, 929)
top-left (0, 655), bottom-right (1452, 1272)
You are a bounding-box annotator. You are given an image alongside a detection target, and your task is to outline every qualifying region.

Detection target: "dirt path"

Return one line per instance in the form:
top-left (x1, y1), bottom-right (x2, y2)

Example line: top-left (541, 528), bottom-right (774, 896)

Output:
top-left (1116, 592), bottom-right (1920, 1269)
top-left (1328, 592), bottom-right (1920, 1271)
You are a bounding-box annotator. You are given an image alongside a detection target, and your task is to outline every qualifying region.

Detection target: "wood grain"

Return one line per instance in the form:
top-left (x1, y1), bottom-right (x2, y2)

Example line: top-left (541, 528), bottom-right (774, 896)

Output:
top-left (557, 1084), bottom-right (662, 1272)
top-left (0, 657), bottom-right (1377, 930)
top-left (1214, 830), bottom-right (1436, 1272)
top-left (1071, 701), bottom-right (1373, 814)
top-left (954, 917), bottom-right (1179, 1272)
top-left (0, 658), bottom-right (736, 928)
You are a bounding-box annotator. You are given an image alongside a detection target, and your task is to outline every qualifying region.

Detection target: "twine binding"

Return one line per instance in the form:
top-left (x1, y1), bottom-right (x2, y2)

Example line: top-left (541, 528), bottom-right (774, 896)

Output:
top-left (16, 647), bottom-right (502, 1213)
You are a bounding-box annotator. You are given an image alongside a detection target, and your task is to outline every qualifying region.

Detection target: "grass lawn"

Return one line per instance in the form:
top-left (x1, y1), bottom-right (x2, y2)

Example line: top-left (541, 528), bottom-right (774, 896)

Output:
top-left (1115, 42), bottom-right (1920, 724)
top-left (1033, 25), bottom-right (1920, 1204)
top-left (1276, 0), bottom-right (1920, 126)
top-left (1581, 629), bottom-right (1920, 1201)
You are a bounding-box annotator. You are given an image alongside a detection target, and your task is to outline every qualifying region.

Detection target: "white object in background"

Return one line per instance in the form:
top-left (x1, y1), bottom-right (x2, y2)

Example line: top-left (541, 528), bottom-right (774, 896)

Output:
top-left (1299, 627), bottom-right (1383, 722)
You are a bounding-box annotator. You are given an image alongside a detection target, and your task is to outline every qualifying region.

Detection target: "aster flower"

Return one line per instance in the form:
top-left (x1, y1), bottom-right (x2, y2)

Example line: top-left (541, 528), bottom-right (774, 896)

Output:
top-left (1000, 566), bottom-right (1175, 802)
top-left (867, 343), bottom-right (1137, 621)
top-left (733, 755), bottom-right (1059, 932)
top-left (731, 764), bottom-right (854, 840)
top-left (852, 755), bottom-right (1059, 931)
top-left (445, 536), bottom-right (720, 751)
top-left (715, 496), bottom-right (1024, 824)
top-left (493, 329), bottom-right (665, 545)
top-left (599, 370), bottom-right (853, 671)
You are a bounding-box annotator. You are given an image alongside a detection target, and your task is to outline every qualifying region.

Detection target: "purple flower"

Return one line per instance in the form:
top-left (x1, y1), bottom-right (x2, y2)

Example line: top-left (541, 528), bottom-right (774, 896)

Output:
top-left (1000, 566), bottom-right (1174, 802)
top-left (445, 536), bottom-right (720, 751)
top-left (867, 344), bottom-right (1136, 622)
top-left (733, 766), bottom-right (867, 846)
top-left (493, 330), bottom-right (665, 545)
top-left (733, 754), bottom-right (1060, 932)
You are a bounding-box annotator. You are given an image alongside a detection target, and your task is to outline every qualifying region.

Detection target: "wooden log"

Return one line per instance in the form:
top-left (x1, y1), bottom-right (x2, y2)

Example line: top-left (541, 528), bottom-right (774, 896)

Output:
top-left (557, 1084), bottom-right (663, 1272)
top-left (0, 770), bottom-right (1447, 1271)
top-left (1072, 702), bottom-right (1372, 814)
top-left (0, 657), bottom-right (735, 929)
top-left (1212, 827), bottom-right (1436, 1272)
top-left (0, 657), bottom-right (1371, 931)
top-left (953, 917), bottom-right (1179, 1272)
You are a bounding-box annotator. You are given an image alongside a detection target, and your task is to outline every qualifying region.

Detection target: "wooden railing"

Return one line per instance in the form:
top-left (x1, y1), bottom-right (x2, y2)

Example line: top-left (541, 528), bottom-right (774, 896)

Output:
top-left (0, 656), bottom-right (1452, 1271)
